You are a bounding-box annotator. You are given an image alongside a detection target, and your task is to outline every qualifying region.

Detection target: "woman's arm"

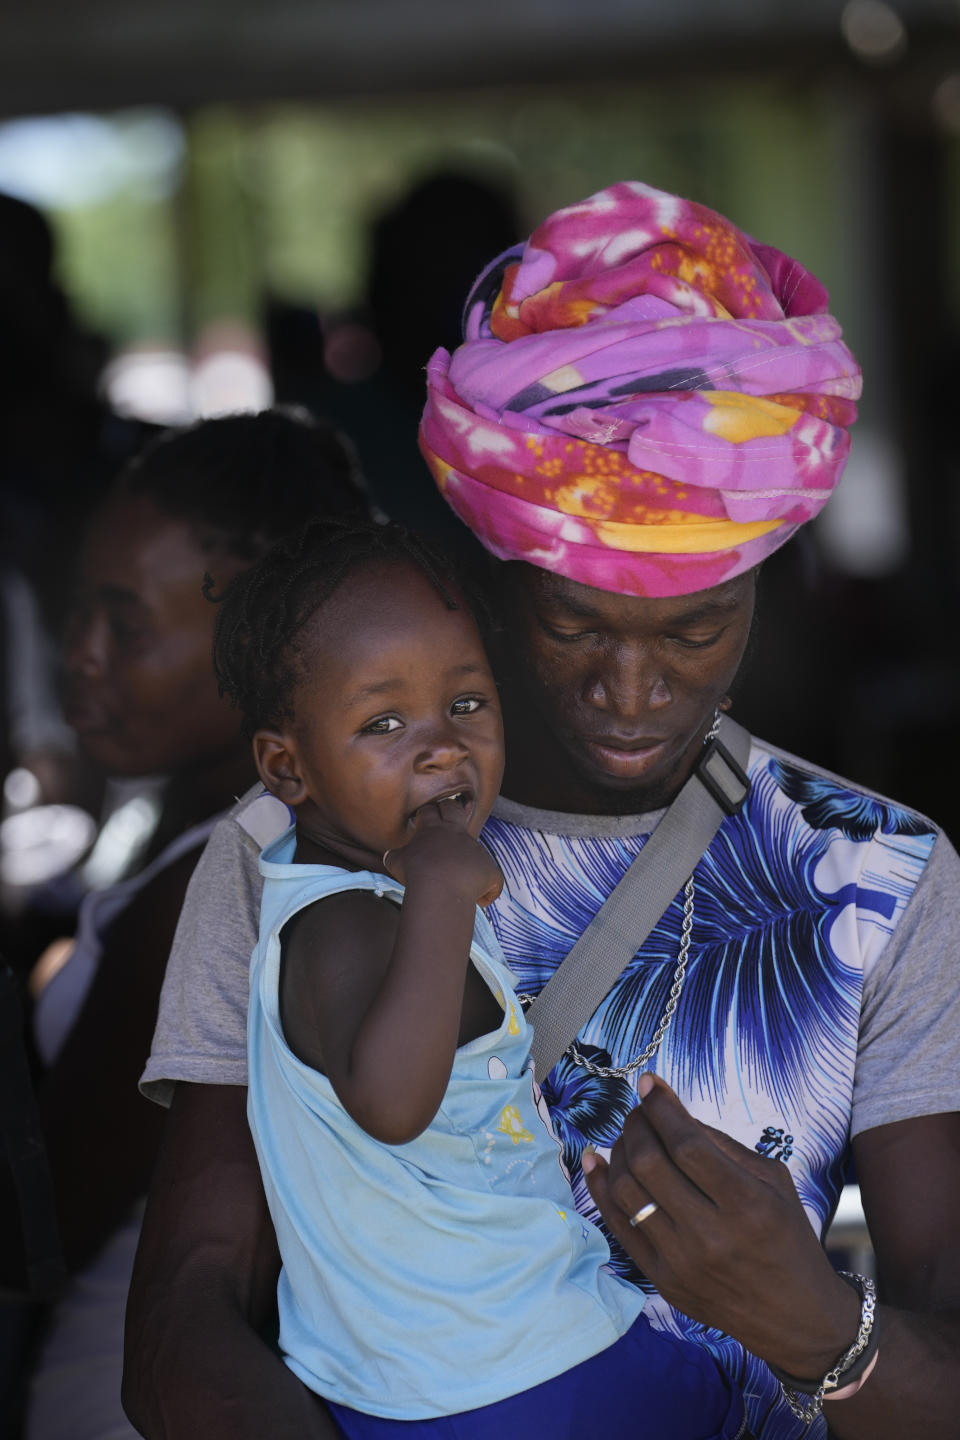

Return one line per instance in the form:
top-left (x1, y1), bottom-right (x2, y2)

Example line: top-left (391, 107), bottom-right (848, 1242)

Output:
top-left (282, 800), bottom-right (503, 1145)
top-left (122, 1082), bottom-right (337, 1439)
top-left (36, 848), bottom-right (199, 1269)
top-left (816, 1113), bottom-right (960, 1438)
top-left (583, 1078), bottom-right (960, 1438)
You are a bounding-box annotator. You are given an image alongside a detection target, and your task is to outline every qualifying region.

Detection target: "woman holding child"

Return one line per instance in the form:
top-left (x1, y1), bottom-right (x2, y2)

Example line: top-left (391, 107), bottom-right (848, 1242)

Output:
top-left (126, 183), bottom-right (960, 1439)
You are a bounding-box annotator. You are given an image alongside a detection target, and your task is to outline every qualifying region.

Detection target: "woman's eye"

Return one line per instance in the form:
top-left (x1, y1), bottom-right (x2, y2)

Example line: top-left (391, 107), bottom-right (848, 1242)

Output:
top-left (363, 716), bottom-right (402, 734)
top-left (669, 630), bottom-right (723, 650)
top-left (451, 696), bottom-right (483, 716)
top-left (540, 619), bottom-right (594, 644)
top-left (111, 617), bottom-right (146, 648)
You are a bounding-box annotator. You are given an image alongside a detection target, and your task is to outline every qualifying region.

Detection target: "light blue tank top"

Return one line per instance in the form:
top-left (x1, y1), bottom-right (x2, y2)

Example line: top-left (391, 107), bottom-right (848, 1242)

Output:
top-left (248, 828), bottom-right (644, 1420)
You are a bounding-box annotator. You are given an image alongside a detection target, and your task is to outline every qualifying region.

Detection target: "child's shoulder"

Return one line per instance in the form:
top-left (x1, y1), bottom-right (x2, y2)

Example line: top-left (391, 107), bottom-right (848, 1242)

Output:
top-left (280, 872), bottom-right (402, 969)
top-left (277, 874), bottom-right (403, 1073)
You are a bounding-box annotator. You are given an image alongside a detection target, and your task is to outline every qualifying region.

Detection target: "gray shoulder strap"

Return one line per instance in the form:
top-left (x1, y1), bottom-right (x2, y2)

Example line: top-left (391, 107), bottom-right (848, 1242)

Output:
top-left (526, 716), bottom-right (751, 1079)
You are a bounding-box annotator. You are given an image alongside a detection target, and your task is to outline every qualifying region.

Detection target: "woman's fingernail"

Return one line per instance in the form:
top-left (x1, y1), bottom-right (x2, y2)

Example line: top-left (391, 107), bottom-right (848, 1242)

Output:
top-left (636, 1073), bottom-right (655, 1100)
top-left (581, 1148), bottom-right (597, 1174)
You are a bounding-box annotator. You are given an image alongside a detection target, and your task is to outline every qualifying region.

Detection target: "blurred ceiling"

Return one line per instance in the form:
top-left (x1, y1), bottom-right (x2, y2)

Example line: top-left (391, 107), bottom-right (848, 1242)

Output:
top-left (4, 0), bottom-right (960, 117)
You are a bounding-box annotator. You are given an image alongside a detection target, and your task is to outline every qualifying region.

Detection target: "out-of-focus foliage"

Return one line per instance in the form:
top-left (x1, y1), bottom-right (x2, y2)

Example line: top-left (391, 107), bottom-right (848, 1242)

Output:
top-left (0, 76), bottom-right (863, 353)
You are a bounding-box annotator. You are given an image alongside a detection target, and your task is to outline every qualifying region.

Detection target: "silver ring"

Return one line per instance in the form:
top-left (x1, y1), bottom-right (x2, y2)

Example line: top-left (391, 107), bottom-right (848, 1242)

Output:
top-left (628, 1201), bottom-right (659, 1227)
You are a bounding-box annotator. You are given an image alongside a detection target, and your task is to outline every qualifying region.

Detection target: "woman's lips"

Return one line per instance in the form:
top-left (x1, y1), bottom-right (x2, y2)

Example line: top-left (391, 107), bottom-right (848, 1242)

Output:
top-left (62, 696), bottom-right (113, 737)
top-left (579, 737), bottom-right (667, 779)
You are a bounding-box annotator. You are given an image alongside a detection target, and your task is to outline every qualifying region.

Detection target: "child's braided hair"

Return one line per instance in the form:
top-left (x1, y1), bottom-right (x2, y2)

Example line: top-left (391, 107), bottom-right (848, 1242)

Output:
top-left (210, 517), bottom-right (464, 737)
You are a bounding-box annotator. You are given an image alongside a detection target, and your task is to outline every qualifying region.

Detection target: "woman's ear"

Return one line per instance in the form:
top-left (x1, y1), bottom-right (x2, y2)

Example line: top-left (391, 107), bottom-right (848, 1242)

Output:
top-left (253, 729), bottom-right (307, 806)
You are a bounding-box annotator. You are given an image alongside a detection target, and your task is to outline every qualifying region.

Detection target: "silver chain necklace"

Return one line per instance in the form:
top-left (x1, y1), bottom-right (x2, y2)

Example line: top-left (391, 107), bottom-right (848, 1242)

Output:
top-left (518, 709), bottom-right (720, 1080)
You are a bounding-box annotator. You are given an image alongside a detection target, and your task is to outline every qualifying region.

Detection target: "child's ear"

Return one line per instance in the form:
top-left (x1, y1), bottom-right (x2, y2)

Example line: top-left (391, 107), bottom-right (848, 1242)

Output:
top-left (253, 729), bottom-right (307, 806)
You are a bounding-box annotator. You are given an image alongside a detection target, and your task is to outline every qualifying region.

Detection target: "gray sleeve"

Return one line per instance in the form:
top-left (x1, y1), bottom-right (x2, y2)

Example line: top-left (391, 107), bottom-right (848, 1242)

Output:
top-left (139, 808), bottom-right (265, 1107)
top-left (852, 829), bottom-right (960, 1137)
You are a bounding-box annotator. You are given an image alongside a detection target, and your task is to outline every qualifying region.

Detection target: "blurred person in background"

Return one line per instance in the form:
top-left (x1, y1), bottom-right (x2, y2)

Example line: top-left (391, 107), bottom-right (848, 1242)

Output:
top-left (268, 168), bottom-right (520, 539)
top-left (0, 191), bottom-right (157, 984)
top-left (1, 409), bottom-right (369, 1440)
top-left (0, 191), bottom-right (151, 657)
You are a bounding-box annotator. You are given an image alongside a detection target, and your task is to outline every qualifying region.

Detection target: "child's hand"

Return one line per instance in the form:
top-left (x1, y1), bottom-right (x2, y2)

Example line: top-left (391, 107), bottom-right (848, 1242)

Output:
top-left (383, 797), bottom-right (504, 908)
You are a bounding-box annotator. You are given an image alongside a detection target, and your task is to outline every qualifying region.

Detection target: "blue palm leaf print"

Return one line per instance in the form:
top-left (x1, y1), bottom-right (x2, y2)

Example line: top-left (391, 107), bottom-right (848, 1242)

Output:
top-left (769, 759), bottom-right (934, 841)
top-left (540, 1045), bottom-right (635, 1169)
top-left (590, 767), bottom-right (860, 1134)
top-left (480, 749), bottom-right (937, 1440)
top-left (487, 775), bottom-right (864, 1209)
top-left (486, 818), bottom-right (648, 997)
top-left (539, 1046), bottom-right (651, 1286)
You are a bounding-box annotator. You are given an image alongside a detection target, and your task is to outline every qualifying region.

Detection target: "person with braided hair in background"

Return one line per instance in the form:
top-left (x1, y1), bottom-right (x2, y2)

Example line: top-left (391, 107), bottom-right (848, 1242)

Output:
top-left (15, 409), bottom-right (370, 1440)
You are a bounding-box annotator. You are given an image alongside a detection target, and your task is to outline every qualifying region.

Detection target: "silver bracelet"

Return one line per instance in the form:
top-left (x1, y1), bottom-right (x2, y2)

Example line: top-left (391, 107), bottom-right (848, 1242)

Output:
top-left (773, 1271), bottom-right (878, 1425)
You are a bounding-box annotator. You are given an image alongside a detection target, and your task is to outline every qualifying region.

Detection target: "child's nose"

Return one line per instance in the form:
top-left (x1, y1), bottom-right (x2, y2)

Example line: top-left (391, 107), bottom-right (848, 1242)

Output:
top-left (415, 720), bottom-right (469, 771)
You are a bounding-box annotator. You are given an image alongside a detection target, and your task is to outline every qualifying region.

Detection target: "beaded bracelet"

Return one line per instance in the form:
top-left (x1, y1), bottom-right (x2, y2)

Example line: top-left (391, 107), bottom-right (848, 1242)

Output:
top-left (768, 1271), bottom-right (878, 1424)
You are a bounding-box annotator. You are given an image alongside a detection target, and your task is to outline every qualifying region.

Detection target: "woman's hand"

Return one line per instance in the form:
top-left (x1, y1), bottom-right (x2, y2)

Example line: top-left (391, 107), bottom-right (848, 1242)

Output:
top-left (582, 1073), bottom-right (859, 1382)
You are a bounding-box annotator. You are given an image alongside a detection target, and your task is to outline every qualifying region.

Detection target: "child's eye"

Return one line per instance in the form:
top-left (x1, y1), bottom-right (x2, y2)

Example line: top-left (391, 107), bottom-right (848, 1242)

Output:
top-left (363, 716), bottom-right (402, 734)
top-left (451, 696), bottom-right (483, 716)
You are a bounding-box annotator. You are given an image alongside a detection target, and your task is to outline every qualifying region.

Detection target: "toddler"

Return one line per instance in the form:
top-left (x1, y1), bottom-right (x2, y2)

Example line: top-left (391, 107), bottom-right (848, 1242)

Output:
top-left (213, 518), bottom-right (746, 1440)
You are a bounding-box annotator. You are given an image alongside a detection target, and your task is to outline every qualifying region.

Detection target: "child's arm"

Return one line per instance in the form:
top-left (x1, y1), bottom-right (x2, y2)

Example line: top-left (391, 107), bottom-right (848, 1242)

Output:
top-left (280, 799), bottom-right (503, 1145)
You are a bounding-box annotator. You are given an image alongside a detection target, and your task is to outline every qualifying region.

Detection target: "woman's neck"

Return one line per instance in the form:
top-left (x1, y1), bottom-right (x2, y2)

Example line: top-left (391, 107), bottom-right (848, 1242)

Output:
top-left (151, 745), bottom-right (258, 854)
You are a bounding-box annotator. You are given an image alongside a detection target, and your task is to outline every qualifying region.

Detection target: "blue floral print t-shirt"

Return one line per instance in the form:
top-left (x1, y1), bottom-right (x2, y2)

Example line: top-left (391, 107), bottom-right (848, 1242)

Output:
top-left (481, 737), bottom-right (960, 1440)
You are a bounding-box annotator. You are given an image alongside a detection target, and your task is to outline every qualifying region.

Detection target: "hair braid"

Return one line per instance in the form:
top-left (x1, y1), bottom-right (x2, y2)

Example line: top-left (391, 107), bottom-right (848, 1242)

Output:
top-left (211, 518), bottom-right (463, 737)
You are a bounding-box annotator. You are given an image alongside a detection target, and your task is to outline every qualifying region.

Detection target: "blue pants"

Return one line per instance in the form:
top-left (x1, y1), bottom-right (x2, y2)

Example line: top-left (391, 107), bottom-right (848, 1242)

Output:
top-left (327, 1313), bottom-right (747, 1439)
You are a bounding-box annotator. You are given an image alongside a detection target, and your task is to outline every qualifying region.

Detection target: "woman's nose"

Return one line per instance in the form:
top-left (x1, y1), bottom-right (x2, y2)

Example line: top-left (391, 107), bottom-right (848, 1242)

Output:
top-left (584, 645), bottom-right (671, 716)
top-left (63, 610), bottom-right (108, 679)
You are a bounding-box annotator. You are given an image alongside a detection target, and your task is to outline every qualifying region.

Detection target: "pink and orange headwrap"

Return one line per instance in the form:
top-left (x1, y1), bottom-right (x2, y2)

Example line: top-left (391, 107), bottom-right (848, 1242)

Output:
top-left (418, 181), bottom-right (861, 597)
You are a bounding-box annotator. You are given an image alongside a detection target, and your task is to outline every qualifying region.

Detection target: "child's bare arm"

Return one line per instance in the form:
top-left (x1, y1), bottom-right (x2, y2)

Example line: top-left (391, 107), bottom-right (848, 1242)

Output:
top-left (280, 800), bottom-right (503, 1145)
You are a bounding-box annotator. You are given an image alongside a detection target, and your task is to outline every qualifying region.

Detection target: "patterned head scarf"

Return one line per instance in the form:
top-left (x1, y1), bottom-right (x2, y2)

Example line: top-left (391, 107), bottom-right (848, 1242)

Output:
top-left (418, 181), bottom-right (861, 597)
